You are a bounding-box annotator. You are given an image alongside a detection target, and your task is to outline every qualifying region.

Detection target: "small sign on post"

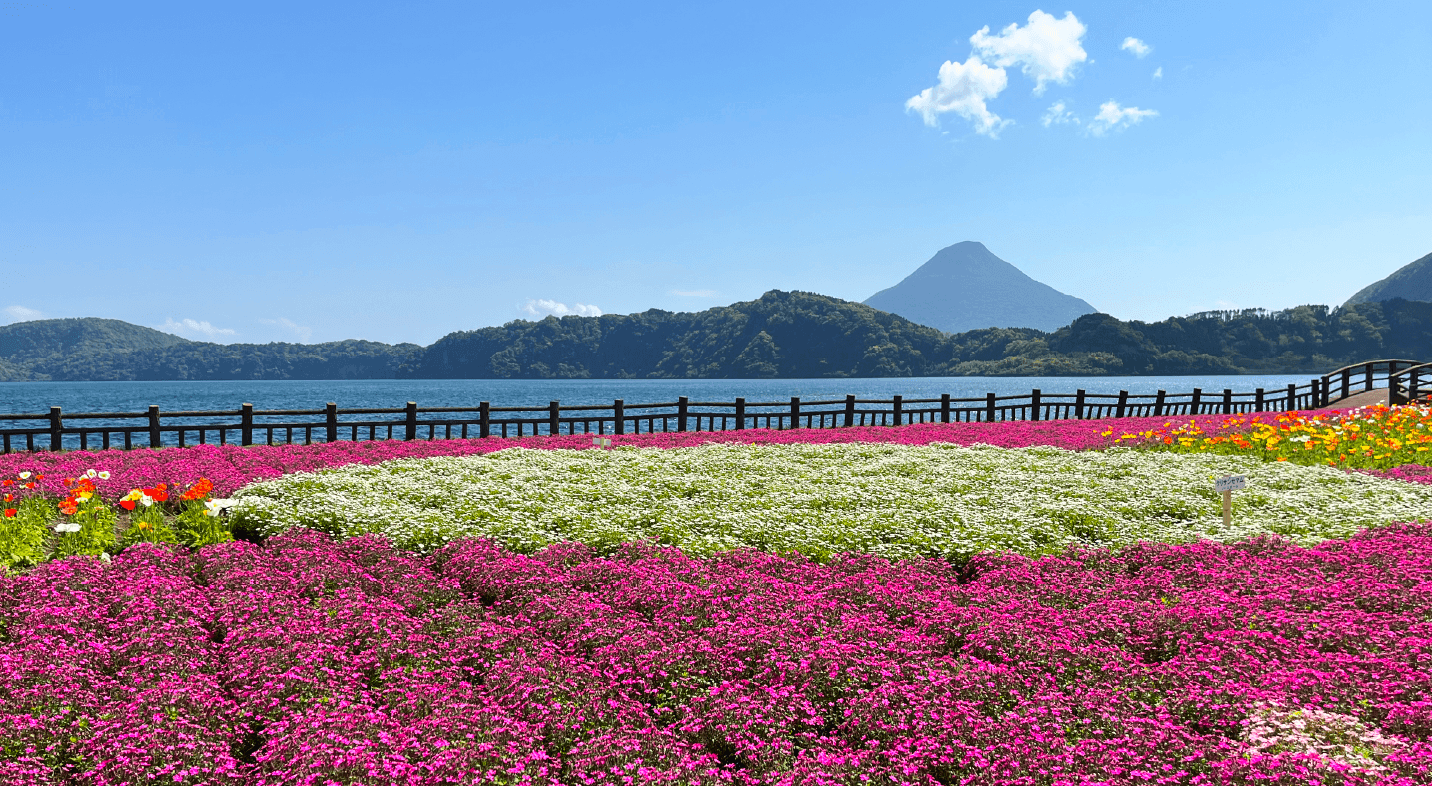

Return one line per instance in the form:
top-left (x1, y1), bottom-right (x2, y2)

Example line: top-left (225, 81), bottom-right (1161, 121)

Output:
top-left (1214, 474), bottom-right (1247, 527)
top-left (592, 437), bottom-right (613, 449)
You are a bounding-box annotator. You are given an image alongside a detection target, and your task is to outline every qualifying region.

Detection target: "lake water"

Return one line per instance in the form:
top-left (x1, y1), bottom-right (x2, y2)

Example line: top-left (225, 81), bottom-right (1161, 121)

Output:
top-left (0, 375), bottom-right (1320, 415)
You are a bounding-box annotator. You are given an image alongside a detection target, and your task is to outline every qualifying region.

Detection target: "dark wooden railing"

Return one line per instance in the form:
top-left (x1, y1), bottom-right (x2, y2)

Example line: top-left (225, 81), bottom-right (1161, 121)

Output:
top-left (0, 360), bottom-right (1416, 454)
top-left (1321, 359), bottom-right (1423, 405)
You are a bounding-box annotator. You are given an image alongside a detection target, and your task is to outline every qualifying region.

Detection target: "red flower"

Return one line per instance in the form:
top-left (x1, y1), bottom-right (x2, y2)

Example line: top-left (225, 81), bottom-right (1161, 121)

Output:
top-left (58, 504), bottom-right (77, 516)
top-left (119, 500), bottom-right (136, 511)
top-left (2, 508), bottom-right (15, 517)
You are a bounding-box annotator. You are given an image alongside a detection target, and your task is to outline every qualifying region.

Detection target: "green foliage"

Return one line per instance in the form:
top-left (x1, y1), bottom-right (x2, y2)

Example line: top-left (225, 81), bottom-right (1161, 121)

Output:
top-left (5, 295), bottom-right (1432, 380)
top-left (0, 317), bottom-right (420, 381)
top-left (48, 503), bottom-right (116, 560)
top-left (173, 502), bottom-right (234, 548)
top-left (0, 498), bottom-right (51, 569)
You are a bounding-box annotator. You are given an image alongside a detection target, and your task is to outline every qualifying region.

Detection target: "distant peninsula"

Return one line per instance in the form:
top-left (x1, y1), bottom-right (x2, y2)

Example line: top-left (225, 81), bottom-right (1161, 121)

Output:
top-left (3, 292), bottom-right (1432, 380)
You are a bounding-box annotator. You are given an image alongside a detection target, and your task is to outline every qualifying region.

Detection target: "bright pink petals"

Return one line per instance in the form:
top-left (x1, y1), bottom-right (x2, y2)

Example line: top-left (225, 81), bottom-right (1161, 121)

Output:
top-left (4, 527), bottom-right (1430, 783)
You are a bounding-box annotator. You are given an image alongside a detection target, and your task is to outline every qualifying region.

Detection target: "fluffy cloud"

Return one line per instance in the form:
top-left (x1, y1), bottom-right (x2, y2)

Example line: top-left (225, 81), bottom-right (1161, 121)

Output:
top-left (905, 56), bottom-right (1010, 136)
top-left (158, 318), bottom-right (238, 342)
top-left (1041, 100), bottom-right (1078, 127)
top-left (1087, 100), bottom-right (1159, 135)
top-left (970, 10), bottom-right (1087, 95)
top-left (259, 317), bottom-right (314, 343)
top-left (1120, 37), bottom-right (1151, 58)
top-left (521, 299), bottom-right (603, 319)
top-left (2, 305), bottom-right (43, 324)
top-left (1153, 66), bottom-right (1163, 80)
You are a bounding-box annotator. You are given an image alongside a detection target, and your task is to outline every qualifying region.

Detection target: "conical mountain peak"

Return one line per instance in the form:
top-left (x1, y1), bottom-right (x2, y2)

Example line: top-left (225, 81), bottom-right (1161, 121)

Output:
top-left (864, 242), bottom-right (1096, 334)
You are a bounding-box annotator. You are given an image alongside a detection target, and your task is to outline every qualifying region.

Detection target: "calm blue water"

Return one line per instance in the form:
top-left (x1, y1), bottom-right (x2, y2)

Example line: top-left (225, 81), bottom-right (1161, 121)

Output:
top-left (0, 375), bottom-right (1318, 415)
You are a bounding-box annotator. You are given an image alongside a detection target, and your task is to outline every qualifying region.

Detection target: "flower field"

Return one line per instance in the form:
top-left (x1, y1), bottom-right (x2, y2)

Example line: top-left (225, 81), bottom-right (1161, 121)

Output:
top-left (229, 443), bottom-right (1432, 560)
top-left (1117, 404), bottom-right (1432, 471)
top-left (6, 405), bottom-right (1432, 784)
top-left (0, 412), bottom-right (1278, 501)
top-left (2, 527), bottom-right (1430, 785)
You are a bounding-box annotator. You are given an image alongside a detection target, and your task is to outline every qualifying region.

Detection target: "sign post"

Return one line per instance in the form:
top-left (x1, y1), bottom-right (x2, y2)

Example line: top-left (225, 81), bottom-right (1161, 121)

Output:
top-left (1214, 474), bottom-right (1247, 527)
top-left (592, 437), bottom-right (612, 450)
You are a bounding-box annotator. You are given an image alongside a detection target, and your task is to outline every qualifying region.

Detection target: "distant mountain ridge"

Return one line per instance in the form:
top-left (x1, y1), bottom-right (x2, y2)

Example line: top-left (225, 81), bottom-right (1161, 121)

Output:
top-left (5, 293), bottom-right (1431, 381)
top-left (0, 318), bottom-right (420, 382)
top-left (864, 241), bottom-right (1097, 334)
top-left (1345, 251), bottom-right (1432, 306)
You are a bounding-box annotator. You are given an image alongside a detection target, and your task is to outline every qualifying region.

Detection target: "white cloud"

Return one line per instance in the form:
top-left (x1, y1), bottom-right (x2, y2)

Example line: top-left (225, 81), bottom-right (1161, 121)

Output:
top-left (1120, 37), bottom-right (1151, 58)
top-left (1153, 66), bottom-right (1163, 80)
top-left (521, 299), bottom-right (603, 319)
top-left (1086, 100), bottom-right (1159, 135)
top-left (970, 10), bottom-right (1087, 95)
top-left (670, 289), bottom-right (718, 297)
top-left (1040, 100), bottom-right (1078, 127)
top-left (157, 318), bottom-right (238, 342)
top-left (259, 317), bottom-right (313, 343)
top-left (906, 56), bottom-right (1010, 136)
top-left (2, 305), bottom-right (43, 324)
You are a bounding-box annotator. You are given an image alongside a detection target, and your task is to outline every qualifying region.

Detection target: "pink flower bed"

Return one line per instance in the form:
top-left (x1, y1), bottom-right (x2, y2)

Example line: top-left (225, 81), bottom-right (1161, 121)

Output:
top-left (1363, 465), bottom-right (1432, 485)
top-left (2, 526), bottom-right (1429, 784)
top-left (0, 412), bottom-right (1286, 498)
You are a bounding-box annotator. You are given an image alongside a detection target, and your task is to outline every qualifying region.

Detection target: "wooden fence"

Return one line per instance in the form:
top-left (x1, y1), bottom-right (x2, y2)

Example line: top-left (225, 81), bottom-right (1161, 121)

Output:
top-left (0, 359), bottom-right (1421, 454)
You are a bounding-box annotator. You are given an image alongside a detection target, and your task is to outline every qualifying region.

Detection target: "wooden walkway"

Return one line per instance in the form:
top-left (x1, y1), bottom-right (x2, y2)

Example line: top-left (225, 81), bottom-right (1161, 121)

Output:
top-left (1317, 388), bottom-right (1388, 411)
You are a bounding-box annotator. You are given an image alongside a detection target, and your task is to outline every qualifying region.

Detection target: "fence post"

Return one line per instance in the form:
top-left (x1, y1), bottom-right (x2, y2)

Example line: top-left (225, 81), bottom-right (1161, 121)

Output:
top-left (734, 398), bottom-right (745, 430)
top-left (1074, 389), bottom-right (1086, 419)
top-left (1255, 388), bottom-right (1265, 413)
top-left (885, 395), bottom-right (897, 426)
top-left (843, 395), bottom-right (855, 427)
top-left (1223, 388), bottom-right (1233, 414)
top-left (1286, 383), bottom-right (1296, 411)
top-left (1365, 362), bottom-right (1374, 393)
top-left (49, 407), bottom-right (63, 452)
top-left (676, 396), bottom-right (689, 432)
top-left (1115, 391), bottom-right (1128, 419)
top-left (405, 402), bottom-right (417, 441)
top-left (148, 405), bottom-right (161, 448)
top-left (1154, 390), bottom-right (1166, 417)
top-left (241, 403), bottom-right (254, 446)
top-left (326, 402), bottom-right (338, 442)
top-left (986, 392), bottom-right (996, 422)
top-left (479, 401), bottom-right (490, 438)
top-left (1310, 378), bottom-right (1321, 408)
top-left (548, 401), bottom-right (560, 436)
top-left (1190, 388), bottom-right (1202, 416)
top-left (614, 399), bottom-right (625, 435)
top-left (788, 397), bottom-right (800, 430)
top-left (941, 393), bottom-right (951, 424)
top-left (1030, 390), bottom-right (1040, 421)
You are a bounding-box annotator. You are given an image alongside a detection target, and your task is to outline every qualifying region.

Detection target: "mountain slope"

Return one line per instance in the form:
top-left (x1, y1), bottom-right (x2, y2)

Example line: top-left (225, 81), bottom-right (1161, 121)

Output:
top-left (401, 290), bottom-right (953, 379)
top-left (0, 318), bottom-right (420, 381)
top-left (1345, 251), bottom-right (1432, 305)
top-left (864, 241), bottom-right (1097, 333)
top-left (0, 318), bottom-right (191, 365)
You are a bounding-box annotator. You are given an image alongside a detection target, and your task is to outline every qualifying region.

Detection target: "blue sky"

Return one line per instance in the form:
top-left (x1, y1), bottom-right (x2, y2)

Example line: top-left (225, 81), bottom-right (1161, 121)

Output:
top-left (2, 1), bottom-right (1429, 345)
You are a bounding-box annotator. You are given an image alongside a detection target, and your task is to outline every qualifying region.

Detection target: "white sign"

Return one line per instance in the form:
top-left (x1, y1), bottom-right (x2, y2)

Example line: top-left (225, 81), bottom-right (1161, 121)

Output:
top-left (592, 437), bottom-right (613, 449)
top-left (1214, 474), bottom-right (1247, 493)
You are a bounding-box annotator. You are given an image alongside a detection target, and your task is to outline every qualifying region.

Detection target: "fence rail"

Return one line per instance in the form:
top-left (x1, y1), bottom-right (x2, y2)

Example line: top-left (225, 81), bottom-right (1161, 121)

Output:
top-left (0, 359), bottom-right (1420, 454)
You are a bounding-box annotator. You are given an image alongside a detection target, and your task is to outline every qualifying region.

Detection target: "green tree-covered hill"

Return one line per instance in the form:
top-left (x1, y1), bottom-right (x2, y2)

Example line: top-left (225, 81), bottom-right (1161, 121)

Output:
top-left (3, 294), bottom-right (1431, 380)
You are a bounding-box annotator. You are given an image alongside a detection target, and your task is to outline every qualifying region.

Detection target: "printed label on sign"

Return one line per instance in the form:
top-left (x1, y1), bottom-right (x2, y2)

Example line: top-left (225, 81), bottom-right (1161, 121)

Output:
top-left (1214, 475), bottom-right (1247, 493)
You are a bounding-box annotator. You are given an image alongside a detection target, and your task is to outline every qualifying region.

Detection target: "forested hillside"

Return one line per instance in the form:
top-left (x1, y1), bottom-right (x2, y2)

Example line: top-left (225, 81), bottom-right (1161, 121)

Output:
top-left (0, 318), bottom-right (420, 381)
top-left (4, 295), bottom-right (1431, 380)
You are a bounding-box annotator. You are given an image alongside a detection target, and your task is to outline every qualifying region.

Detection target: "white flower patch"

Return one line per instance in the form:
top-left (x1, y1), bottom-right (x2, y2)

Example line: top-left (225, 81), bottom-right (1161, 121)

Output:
top-left (228, 443), bottom-right (1432, 559)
